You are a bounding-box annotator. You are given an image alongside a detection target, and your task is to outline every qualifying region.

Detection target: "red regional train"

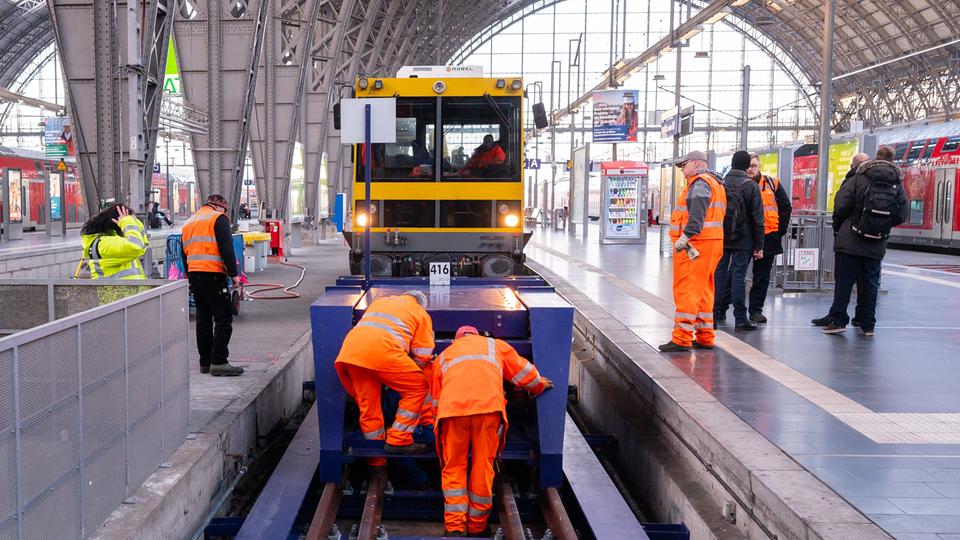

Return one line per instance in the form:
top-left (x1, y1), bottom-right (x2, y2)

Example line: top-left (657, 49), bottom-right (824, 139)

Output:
top-left (0, 145), bottom-right (200, 230)
top-left (788, 133), bottom-right (960, 249)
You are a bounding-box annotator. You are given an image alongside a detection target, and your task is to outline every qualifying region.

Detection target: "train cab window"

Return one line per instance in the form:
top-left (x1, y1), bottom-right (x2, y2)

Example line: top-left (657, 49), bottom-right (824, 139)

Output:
top-left (357, 98), bottom-right (437, 182)
top-left (440, 96), bottom-right (521, 182)
top-left (904, 140), bottom-right (926, 163)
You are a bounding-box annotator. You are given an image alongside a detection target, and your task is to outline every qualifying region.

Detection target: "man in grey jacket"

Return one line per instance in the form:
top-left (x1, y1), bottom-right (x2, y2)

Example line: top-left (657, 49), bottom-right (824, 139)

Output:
top-left (714, 151), bottom-right (765, 331)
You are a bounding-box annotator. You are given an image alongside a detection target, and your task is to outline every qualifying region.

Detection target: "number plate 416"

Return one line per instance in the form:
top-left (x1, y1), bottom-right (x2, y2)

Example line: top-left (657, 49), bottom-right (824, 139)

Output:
top-left (429, 262), bottom-right (451, 286)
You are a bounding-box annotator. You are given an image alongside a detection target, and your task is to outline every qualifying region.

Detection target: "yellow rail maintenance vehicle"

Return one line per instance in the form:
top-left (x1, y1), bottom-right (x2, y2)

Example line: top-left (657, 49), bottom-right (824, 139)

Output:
top-left (344, 66), bottom-right (546, 277)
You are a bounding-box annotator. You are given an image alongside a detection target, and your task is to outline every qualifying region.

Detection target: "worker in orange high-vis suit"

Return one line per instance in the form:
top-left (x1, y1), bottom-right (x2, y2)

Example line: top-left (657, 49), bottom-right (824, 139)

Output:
top-left (433, 326), bottom-right (553, 537)
top-left (660, 150), bottom-right (727, 353)
top-left (335, 290), bottom-right (434, 468)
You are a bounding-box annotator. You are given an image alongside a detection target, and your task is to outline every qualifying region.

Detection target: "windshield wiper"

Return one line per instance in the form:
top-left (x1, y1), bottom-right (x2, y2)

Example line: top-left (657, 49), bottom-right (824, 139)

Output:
top-left (483, 93), bottom-right (511, 128)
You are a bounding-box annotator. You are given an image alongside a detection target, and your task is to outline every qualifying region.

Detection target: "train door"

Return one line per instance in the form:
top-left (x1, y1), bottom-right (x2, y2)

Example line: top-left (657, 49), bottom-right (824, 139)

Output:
top-left (934, 166), bottom-right (957, 244)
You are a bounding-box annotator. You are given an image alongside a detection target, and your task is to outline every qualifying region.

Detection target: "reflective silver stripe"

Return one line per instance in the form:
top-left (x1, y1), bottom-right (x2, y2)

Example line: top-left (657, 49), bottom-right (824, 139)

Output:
top-left (703, 221), bottom-right (724, 228)
top-left (111, 265), bottom-right (145, 279)
top-left (411, 347), bottom-right (433, 357)
top-left (523, 375), bottom-right (542, 391)
top-left (126, 235), bottom-right (146, 249)
top-left (390, 421), bottom-right (417, 433)
top-left (444, 488), bottom-right (467, 497)
top-left (414, 357), bottom-right (429, 368)
top-left (364, 311), bottom-right (412, 337)
top-left (356, 321), bottom-right (407, 348)
top-left (445, 503), bottom-right (468, 513)
top-left (486, 337), bottom-right (495, 359)
top-left (441, 354), bottom-right (499, 375)
top-left (432, 399), bottom-right (439, 408)
top-left (509, 362), bottom-right (535, 385)
top-left (468, 507), bottom-right (490, 517)
top-left (183, 235), bottom-right (217, 247)
top-left (674, 312), bottom-right (696, 320)
top-left (122, 225), bottom-right (140, 235)
top-left (90, 260), bottom-right (104, 278)
top-left (697, 312), bottom-right (714, 320)
top-left (423, 392), bottom-right (432, 404)
top-left (669, 225), bottom-right (680, 231)
top-left (675, 205), bottom-right (687, 211)
top-left (396, 408), bottom-right (419, 420)
top-left (362, 428), bottom-right (385, 440)
top-left (708, 202), bottom-right (726, 209)
top-left (469, 493), bottom-right (493, 505)
top-left (187, 254), bottom-right (224, 262)
top-left (675, 322), bottom-right (695, 331)
top-left (185, 212), bottom-right (219, 225)
top-left (695, 322), bottom-right (713, 329)
top-left (763, 205), bottom-right (777, 211)
top-left (89, 237), bottom-right (102, 260)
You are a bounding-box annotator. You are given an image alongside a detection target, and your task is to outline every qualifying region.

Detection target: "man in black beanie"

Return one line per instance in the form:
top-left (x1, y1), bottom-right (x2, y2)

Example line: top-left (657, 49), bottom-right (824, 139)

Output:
top-left (714, 150), bottom-right (764, 331)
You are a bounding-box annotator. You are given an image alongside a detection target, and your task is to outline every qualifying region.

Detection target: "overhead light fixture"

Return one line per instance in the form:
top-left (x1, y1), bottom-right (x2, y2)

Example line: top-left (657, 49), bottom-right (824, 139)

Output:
top-left (660, 45), bottom-right (675, 56)
top-left (679, 25), bottom-right (704, 41)
top-left (704, 8), bottom-right (732, 24)
top-left (695, 51), bottom-right (710, 59)
top-left (766, 1), bottom-right (783, 13)
top-left (653, 74), bottom-right (665, 81)
top-left (731, 0), bottom-right (751, 6)
top-left (643, 55), bottom-right (658, 66)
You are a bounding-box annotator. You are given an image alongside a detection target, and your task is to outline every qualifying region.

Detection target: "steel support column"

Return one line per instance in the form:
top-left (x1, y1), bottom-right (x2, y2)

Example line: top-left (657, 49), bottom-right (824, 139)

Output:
top-left (816, 0), bottom-right (835, 211)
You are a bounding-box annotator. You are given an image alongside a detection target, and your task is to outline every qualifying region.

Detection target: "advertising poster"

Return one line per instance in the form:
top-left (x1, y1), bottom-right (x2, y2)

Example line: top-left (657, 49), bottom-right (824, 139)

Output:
top-left (49, 173), bottom-right (62, 221)
top-left (759, 151), bottom-right (779, 177)
top-left (827, 140), bottom-right (858, 211)
top-left (43, 117), bottom-right (74, 157)
top-left (791, 149), bottom-right (819, 211)
top-left (7, 170), bottom-right (22, 222)
top-left (592, 89), bottom-right (640, 143)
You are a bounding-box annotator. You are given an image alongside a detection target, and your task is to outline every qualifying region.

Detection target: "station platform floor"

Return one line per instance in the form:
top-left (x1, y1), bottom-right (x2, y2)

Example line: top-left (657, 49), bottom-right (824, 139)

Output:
top-left (526, 224), bottom-right (960, 539)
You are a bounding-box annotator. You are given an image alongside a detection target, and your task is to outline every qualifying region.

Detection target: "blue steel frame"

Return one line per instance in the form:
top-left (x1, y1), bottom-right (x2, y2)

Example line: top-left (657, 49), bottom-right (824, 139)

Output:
top-left (309, 276), bottom-right (573, 488)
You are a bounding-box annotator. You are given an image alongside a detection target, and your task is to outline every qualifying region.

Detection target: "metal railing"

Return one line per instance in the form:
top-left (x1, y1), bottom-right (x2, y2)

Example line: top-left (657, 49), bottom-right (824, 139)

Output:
top-left (0, 279), bottom-right (189, 539)
top-left (777, 212), bottom-right (836, 290)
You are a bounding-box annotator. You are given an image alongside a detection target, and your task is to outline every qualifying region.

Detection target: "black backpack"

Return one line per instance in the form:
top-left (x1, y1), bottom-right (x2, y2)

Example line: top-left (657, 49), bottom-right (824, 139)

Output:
top-left (851, 179), bottom-right (902, 240)
top-left (722, 178), bottom-right (748, 241)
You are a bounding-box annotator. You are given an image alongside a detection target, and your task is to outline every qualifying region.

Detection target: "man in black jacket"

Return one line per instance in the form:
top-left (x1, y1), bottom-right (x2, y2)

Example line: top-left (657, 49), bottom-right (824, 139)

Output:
top-left (714, 151), bottom-right (764, 331)
top-left (812, 146), bottom-right (907, 336)
top-left (746, 154), bottom-right (792, 324)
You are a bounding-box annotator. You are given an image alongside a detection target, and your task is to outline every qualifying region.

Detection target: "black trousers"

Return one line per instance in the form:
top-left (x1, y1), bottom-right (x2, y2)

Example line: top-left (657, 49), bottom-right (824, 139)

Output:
top-left (714, 249), bottom-right (753, 323)
top-left (748, 250), bottom-right (777, 316)
top-left (828, 252), bottom-right (882, 329)
top-left (188, 272), bottom-right (233, 367)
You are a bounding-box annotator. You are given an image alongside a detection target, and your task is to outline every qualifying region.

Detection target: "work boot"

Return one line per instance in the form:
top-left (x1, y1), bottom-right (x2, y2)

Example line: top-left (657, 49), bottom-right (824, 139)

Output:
top-left (861, 327), bottom-right (875, 337)
top-left (851, 318), bottom-right (862, 328)
top-left (658, 341), bottom-right (691, 353)
top-left (443, 531), bottom-right (467, 538)
top-left (210, 363), bottom-right (245, 376)
top-left (692, 341), bottom-right (714, 350)
top-left (811, 315), bottom-right (833, 327)
top-left (749, 312), bottom-right (767, 324)
top-left (383, 442), bottom-right (429, 454)
top-left (822, 323), bottom-right (846, 334)
top-left (200, 365), bottom-right (211, 374)
top-left (735, 320), bottom-right (758, 331)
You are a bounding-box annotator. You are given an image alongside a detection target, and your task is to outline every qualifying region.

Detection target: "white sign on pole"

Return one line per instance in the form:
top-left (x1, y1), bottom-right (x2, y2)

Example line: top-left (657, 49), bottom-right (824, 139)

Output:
top-left (429, 262), bottom-right (451, 286)
top-left (795, 248), bottom-right (819, 271)
top-left (340, 98), bottom-right (397, 144)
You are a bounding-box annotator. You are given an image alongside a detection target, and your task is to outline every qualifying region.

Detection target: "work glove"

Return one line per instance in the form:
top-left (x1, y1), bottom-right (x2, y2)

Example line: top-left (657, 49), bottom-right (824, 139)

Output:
top-left (541, 377), bottom-right (554, 390)
top-left (687, 245), bottom-right (700, 260)
top-left (674, 233), bottom-right (690, 252)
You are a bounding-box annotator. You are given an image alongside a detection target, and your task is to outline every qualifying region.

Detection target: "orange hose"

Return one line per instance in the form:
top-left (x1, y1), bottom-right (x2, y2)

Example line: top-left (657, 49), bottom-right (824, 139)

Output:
top-left (245, 259), bottom-right (306, 300)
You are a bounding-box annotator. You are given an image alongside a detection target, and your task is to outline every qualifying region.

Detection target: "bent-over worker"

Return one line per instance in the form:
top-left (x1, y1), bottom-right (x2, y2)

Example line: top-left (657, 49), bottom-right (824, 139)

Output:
top-left (335, 290), bottom-right (435, 468)
top-left (433, 325), bottom-right (553, 537)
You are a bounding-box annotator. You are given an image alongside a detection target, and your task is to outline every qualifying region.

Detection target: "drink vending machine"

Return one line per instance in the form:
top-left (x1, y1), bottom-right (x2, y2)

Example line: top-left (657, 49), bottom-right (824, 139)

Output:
top-left (600, 161), bottom-right (649, 245)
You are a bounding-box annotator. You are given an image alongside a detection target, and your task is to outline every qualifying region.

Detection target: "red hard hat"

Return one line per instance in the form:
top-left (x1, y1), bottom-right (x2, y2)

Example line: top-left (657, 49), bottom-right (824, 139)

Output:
top-left (455, 325), bottom-right (479, 339)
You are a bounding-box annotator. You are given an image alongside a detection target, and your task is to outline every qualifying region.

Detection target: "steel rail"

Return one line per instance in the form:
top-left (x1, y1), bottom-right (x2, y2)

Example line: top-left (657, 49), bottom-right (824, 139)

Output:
top-left (541, 487), bottom-right (577, 540)
top-left (358, 470), bottom-right (388, 540)
top-left (304, 481), bottom-right (343, 540)
top-left (495, 478), bottom-right (525, 540)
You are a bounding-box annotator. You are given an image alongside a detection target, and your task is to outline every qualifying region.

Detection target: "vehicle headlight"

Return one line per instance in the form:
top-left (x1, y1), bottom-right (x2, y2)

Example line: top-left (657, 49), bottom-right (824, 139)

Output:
top-left (498, 203), bottom-right (510, 214)
top-left (356, 213), bottom-right (368, 227)
top-left (358, 77), bottom-right (369, 90)
top-left (505, 214), bottom-right (519, 227)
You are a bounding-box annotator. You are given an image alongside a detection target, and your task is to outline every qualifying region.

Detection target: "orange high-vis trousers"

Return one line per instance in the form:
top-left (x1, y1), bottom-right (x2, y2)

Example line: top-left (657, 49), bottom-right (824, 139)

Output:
top-left (336, 363), bottom-right (429, 467)
top-left (672, 240), bottom-right (724, 347)
top-left (439, 413), bottom-right (501, 535)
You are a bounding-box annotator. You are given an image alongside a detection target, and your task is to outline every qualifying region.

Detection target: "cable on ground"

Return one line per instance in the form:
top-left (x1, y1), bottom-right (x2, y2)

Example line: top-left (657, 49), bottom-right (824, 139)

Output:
top-left (244, 257), bottom-right (306, 299)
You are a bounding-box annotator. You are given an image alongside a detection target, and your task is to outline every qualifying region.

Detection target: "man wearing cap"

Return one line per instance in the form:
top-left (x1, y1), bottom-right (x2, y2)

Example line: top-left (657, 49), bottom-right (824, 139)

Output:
top-left (433, 325), bottom-right (552, 537)
top-left (335, 291), bottom-right (435, 467)
top-left (181, 194), bottom-right (243, 376)
top-left (660, 151), bottom-right (727, 353)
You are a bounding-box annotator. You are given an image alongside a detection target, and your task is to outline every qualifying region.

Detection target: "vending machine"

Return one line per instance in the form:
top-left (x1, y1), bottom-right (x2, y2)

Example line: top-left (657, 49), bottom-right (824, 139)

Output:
top-left (600, 161), bottom-right (649, 244)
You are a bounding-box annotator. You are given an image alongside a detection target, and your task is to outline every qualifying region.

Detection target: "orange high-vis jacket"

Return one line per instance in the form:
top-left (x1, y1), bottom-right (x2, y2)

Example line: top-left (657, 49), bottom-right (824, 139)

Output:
top-left (670, 172), bottom-right (727, 242)
top-left (335, 295), bottom-right (435, 373)
top-left (759, 175), bottom-right (780, 234)
top-left (431, 335), bottom-right (547, 451)
top-left (182, 205), bottom-right (228, 273)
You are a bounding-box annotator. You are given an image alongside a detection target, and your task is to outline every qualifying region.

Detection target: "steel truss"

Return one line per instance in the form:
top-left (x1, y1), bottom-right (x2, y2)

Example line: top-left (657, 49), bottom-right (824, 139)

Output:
top-left (46, 0), bottom-right (173, 215)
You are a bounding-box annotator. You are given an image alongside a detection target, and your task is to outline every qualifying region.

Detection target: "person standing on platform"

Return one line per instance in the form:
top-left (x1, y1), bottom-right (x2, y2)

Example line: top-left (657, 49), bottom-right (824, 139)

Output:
top-left (714, 151), bottom-right (764, 331)
top-left (746, 153), bottom-right (792, 324)
top-left (80, 204), bottom-right (149, 279)
top-left (335, 291), bottom-right (435, 469)
top-left (433, 325), bottom-right (552, 537)
top-left (660, 150), bottom-right (727, 352)
top-left (812, 146), bottom-right (907, 336)
top-left (181, 194), bottom-right (244, 376)
top-left (842, 152), bottom-right (871, 190)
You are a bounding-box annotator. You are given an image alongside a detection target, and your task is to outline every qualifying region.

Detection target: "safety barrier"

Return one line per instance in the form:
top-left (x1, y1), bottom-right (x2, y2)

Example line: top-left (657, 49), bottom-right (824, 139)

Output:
top-left (777, 212), bottom-right (836, 290)
top-left (0, 279), bottom-right (190, 539)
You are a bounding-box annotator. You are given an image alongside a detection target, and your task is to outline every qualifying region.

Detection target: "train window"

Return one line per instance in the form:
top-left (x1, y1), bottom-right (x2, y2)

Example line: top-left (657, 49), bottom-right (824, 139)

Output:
top-left (382, 200), bottom-right (435, 228)
top-left (440, 96), bottom-right (521, 182)
top-left (921, 140), bottom-right (937, 160)
top-left (356, 98), bottom-right (437, 182)
top-left (904, 140), bottom-right (926, 163)
top-left (941, 136), bottom-right (960, 154)
top-left (439, 200), bottom-right (494, 228)
top-left (893, 142), bottom-right (909, 162)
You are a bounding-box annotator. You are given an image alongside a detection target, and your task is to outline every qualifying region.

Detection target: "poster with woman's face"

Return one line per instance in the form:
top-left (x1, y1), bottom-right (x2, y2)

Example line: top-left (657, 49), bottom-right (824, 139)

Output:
top-left (7, 170), bottom-right (22, 222)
